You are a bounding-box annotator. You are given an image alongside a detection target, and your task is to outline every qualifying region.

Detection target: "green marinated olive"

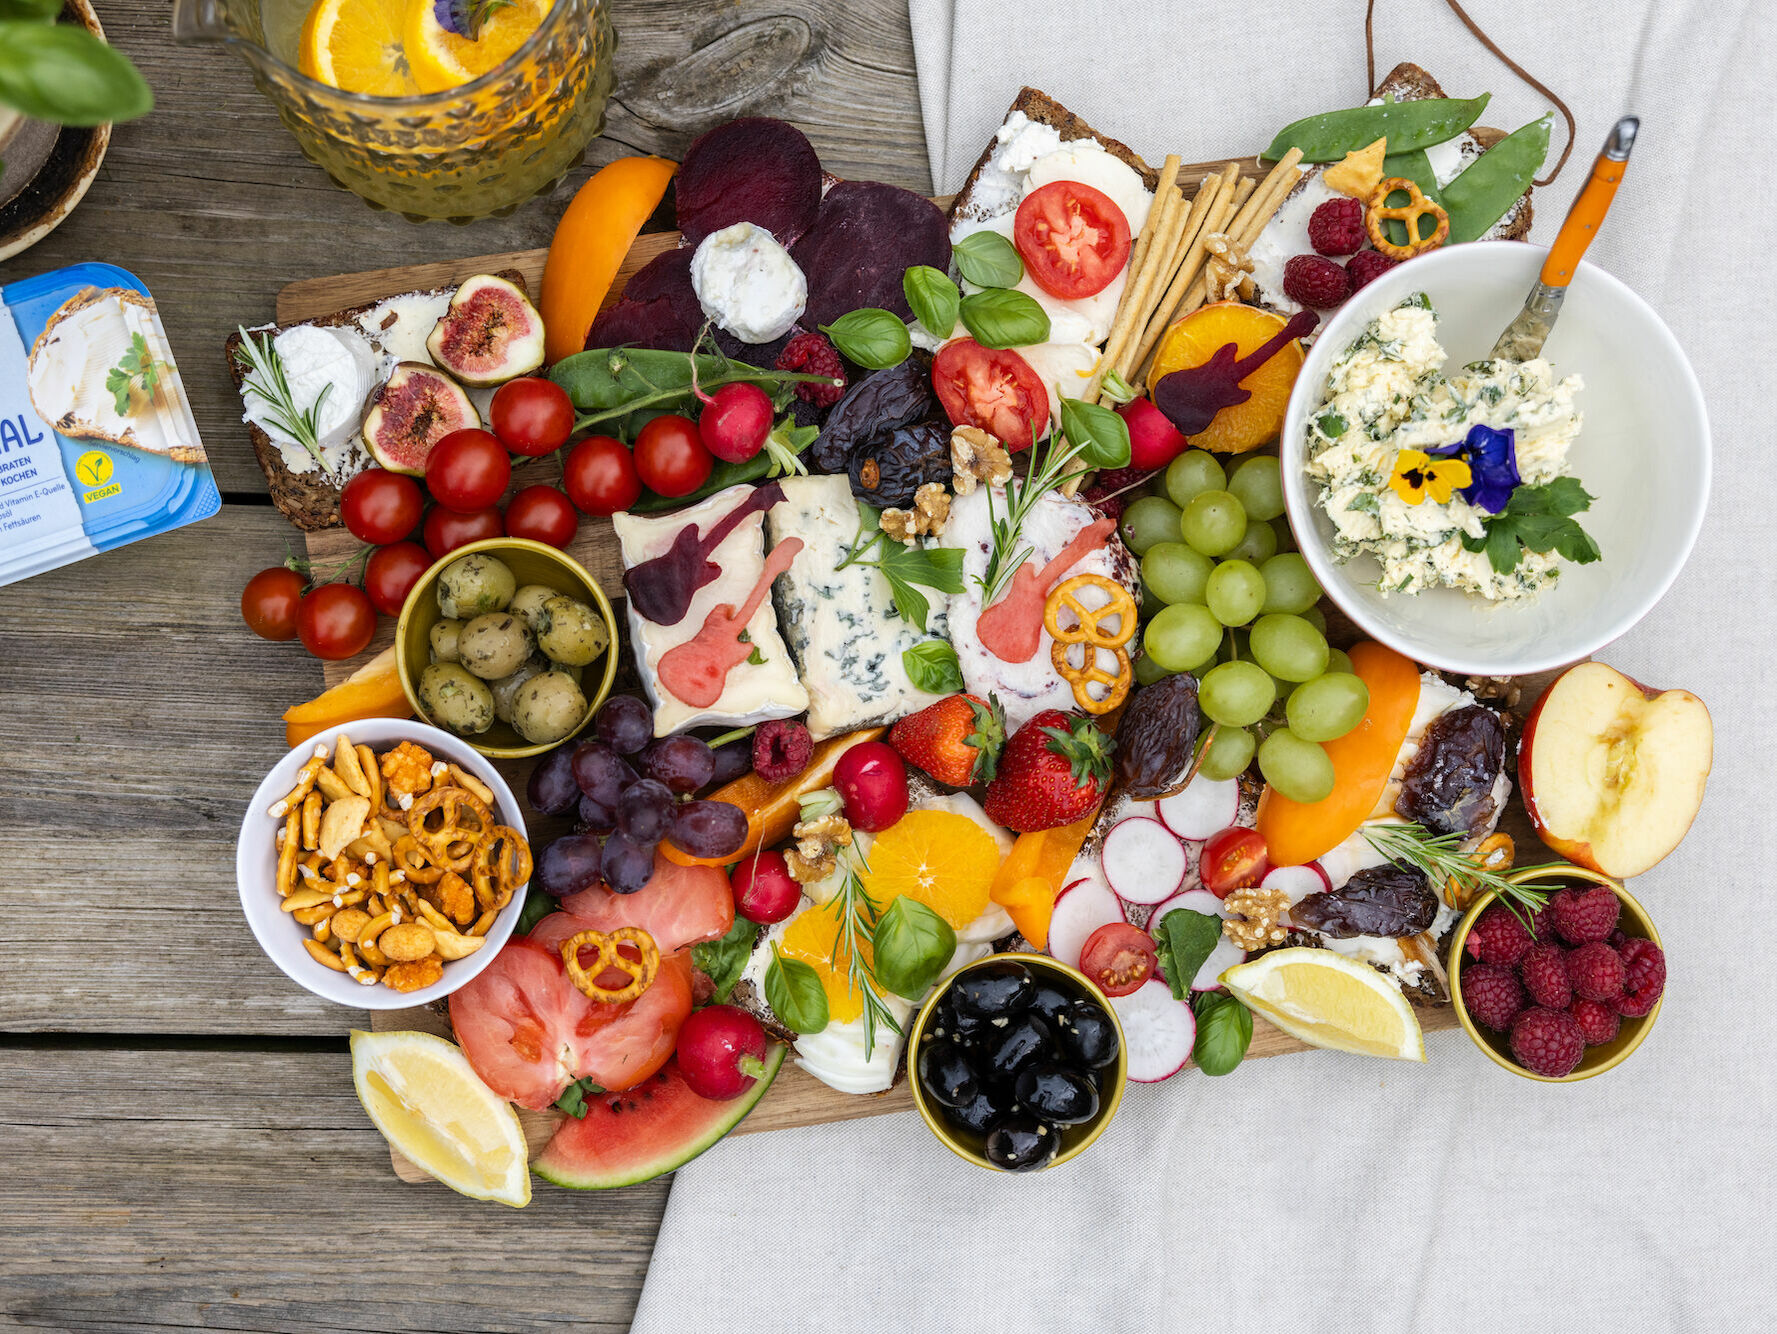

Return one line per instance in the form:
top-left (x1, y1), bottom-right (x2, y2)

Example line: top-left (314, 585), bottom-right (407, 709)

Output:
top-left (511, 669), bottom-right (588, 745)
top-left (457, 613), bottom-right (534, 681)
top-left (508, 583), bottom-right (557, 633)
top-left (429, 618), bottom-right (466, 664)
top-left (435, 553), bottom-right (516, 619)
top-left (535, 595), bottom-right (609, 667)
top-left (418, 663), bottom-right (496, 736)
top-left (490, 654), bottom-right (550, 725)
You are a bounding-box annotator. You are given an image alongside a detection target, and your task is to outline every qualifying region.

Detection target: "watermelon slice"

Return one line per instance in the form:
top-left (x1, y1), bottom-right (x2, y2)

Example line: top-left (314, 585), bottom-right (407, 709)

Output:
top-left (533, 1046), bottom-right (787, 1190)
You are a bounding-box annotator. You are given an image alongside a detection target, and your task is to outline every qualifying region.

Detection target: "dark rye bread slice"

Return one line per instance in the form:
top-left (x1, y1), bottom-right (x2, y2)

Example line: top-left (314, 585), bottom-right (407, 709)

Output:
top-left (225, 270), bottom-right (528, 532)
top-left (949, 87), bottom-right (1160, 223)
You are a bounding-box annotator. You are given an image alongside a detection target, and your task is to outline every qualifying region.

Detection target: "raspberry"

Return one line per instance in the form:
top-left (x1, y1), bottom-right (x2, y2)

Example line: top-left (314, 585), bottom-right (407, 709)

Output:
top-left (1082, 466), bottom-right (1154, 520)
top-left (1615, 937), bottom-right (1667, 1017)
top-left (1552, 884), bottom-right (1620, 944)
top-left (775, 332), bottom-right (847, 408)
top-left (1519, 941), bottom-right (1573, 1009)
top-left (1460, 963), bottom-right (1525, 1033)
top-left (1308, 197), bottom-right (1366, 256)
top-left (752, 719), bottom-right (813, 783)
top-left (1345, 249), bottom-right (1399, 292)
top-left (1528, 901), bottom-right (1558, 946)
top-left (1566, 940), bottom-right (1627, 1002)
top-left (1509, 1007), bottom-right (1586, 1078)
top-left (1282, 254), bottom-right (1351, 308)
top-left (1466, 903), bottom-right (1533, 967)
top-left (1570, 998), bottom-right (1621, 1047)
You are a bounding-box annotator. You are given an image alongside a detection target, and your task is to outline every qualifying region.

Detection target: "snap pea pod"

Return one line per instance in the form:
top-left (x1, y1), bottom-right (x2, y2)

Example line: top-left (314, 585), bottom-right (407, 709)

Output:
top-left (551, 347), bottom-right (835, 435)
top-left (1381, 148), bottom-right (1444, 247)
top-left (1441, 115), bottom-right (1552, 243)
top-left (1264, 94), bottom-right (1490, 163)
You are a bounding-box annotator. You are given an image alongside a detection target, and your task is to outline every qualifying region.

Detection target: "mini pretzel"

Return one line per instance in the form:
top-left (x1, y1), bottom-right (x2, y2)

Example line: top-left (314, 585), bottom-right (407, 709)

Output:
top-left (1051, 640), bottom-right (1133, 714)
top-left (406, 786), bottom-right (493, 872)
top-left (1043, 575), bottom-right (1135, 714)
top-left (392, 834), bottom-right (445, 885)
top-left (1366, 177), bottom-right (1450, 259)
top-left (472, 826), bottom-right (533, 911)
top-left (561, 927), bottom-right (659, 1004)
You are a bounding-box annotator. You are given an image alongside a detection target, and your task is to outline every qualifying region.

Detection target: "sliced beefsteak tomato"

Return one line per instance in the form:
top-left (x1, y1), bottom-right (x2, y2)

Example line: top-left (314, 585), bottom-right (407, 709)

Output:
top-left (1014, 181), bottom-right (1131, 299)
top-left (556, 848), bottom-right (735, 955)
top-left (931, 338), bottom-right (1050, 451)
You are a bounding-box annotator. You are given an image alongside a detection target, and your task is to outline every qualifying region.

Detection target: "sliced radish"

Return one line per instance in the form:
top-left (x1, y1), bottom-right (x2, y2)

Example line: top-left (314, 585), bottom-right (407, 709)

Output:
top-left (1191, 936), bottom-right (1246, 992)
top-left (1047, 873), bottom-right (1124, 969)
top-left (1307, 860), bottom-right (1333, 892)
top-left (1260, 863), bottom-right (1326, 907)
top-left (1156, 776), bottom-right (1239, 841)
top-left (1145, 888), bottom-right (1228, 925)
top-left (1100, 817), bottom-right (1187, 906)
top-left (1109, 979), bottom-right (1198, 1082)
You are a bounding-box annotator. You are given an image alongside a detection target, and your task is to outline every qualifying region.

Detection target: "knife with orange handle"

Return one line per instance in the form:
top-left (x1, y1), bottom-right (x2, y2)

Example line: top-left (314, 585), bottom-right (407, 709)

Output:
top-left (1491, 115), bottom-right (1639, 361)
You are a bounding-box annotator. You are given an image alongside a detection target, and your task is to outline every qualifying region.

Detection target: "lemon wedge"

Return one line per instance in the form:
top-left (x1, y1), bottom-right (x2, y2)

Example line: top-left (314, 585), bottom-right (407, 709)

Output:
top-left (350, 1030), bottom-right (531, 1206)
top-left (1220, 948), bottom-right (1425, 1062)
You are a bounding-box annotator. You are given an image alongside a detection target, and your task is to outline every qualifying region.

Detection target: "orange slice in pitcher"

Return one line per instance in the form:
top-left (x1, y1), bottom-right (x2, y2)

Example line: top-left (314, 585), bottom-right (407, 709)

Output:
top-left (405, 0), bottom-right (552, 94)
top-left (300, 0), bottom-right (419, 96)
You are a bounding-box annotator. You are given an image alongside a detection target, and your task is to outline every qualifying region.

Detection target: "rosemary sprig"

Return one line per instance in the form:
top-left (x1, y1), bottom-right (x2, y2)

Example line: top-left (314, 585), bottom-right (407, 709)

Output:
top-left (979, 427), bottom-right (1091, 606)
top-left (235, 326), bottom-right (330, 471)
top-left (1361, 821), bottom-right (1565, 926)
top-left (800, 791), bottom-right (900, 1059)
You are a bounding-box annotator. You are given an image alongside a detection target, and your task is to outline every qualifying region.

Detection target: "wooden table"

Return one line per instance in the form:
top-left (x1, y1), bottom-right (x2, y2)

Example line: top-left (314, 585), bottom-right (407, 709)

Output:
top-left (0, 4), bottom-right (927, 1327)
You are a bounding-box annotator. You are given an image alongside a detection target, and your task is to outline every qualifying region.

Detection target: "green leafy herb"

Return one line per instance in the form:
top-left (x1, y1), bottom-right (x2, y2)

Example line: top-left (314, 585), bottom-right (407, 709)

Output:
top-left (234, 326), bottom-right (332, 470)
top-left (515, 890), bottom-right (559, 937)
top-left (0, 19), bottom-right (152, 129)
top-left (953, 230), bottom-right (1024, 288)
top-left (1190, 991), bottom-right (1253, 1076)
top-left (1152, 908), bottom-right (1222, 1000)
top-left (1348, 491), bottom-right (1381, 515)
top-left (838, 512), bottom-right (966, 631)
top-left (872, 896), bottom-right (956, 1000)
top-left (902, 641), bottom-right (964, 695)
top-left (977, 425), bottom-right (1089, 606)
top-left (1058, 397), bottom-right (1132, 471)
top-left (959, 288), bottom-right (1051, 349)
top-left (737, 628), bottom-right (766, 666)
top-left (1458, 477), bottom-right (1600, 574)
top-left (104, 331), bottom-right (162, 417)
top-left (554, 1076), bottom-right (607, 1119)
top-left (903, 265), bottom-right (960, 339)
top-left (552, 341), bottom-right (840, 438)
top-left (821, 309), bottom-right (912, 370)
top-left (691, 916), bottom-right (760, 1005)
top-left (824, 851), bottom-right (901, 1059)
top-left (1360, 821), bottom-right (1565, 927)
top-left (1316, 411), bottom-right (1348, 438)
top-left (765, 947), bottom-right (831, 1035)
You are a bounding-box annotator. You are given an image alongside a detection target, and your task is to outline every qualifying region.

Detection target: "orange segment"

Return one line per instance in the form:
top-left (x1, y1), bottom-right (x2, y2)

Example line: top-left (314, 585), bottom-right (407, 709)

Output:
top-left (283, 647), bottom-right (412, 746)
top-left (299, 0), bottom-right (418, 96)
top-left (989, 808), bottom-right (1097, 950)
top-left (404, 0), bottom-right (551, 94)
top-left (779, 899), bottom-right (872, 1025)
top-left (1145, 302), bottom-right (1305, 455)
top-left (542, 157), bottom-right (678, 364)
top-left (995, 877), bottom-right (1056, 951)
top-left (862, 811), bottom-right (1000, 929)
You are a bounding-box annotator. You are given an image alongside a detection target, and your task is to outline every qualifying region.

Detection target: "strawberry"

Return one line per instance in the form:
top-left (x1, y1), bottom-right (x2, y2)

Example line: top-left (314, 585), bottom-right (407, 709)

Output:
top-left (889, 693), bottom-right (1006, 787)
top-left (984, 710), bottom-right (1115, 833)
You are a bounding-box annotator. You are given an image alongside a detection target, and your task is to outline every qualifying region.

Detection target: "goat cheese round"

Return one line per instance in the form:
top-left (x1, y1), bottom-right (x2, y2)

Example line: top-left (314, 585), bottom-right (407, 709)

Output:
top-left (689, 222), bottom-right (808, 345)
top-left (241, 324), bottom-right (376, 476)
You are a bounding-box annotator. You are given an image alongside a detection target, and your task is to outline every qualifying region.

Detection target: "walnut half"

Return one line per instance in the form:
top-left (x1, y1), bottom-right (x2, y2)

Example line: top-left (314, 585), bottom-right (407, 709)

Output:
top-left (786, 812), bottom-right (854, 885)
top-left (880, 483), bottom-right (951, 545)
top-left (950, 426), bottom-right (1012, 495)
top-left (1223, 885), bottom-right (1291, 952)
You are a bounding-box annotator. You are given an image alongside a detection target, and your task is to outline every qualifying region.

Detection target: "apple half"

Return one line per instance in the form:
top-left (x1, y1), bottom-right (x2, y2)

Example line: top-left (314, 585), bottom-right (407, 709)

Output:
top-left (1519, 662), bottom-right (1713, 878)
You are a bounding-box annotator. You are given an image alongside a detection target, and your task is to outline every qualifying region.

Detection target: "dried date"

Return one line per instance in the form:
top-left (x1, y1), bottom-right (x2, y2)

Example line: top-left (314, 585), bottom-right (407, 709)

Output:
top-left (1290, 864), bottom-right (1438, 939)
top-left (1115, 674), bottom-right (1203, 798)
top-left (1396, 703), bottom-right (1506, 838)
top-left (847, 422), bottom-right (952, 507)
top-left (811, 356), bottom-right (937, 473)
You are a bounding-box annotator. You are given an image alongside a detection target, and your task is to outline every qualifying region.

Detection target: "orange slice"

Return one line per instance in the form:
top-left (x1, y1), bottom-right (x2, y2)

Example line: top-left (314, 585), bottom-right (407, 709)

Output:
top-left (862, 811), bottom-right (1001, 930)
top-left (404, 0), bottom-right (550, 94)
top-left (283, 647), bottom-right (412, 746)
top-left (299, 0), bottom-right (419, 96)
top-left (1145, 302), bottom-right (1306, 455)
top-left (542, 156), bottom-right (678, 364)
top-left (779, 898), bottom-right (873, 1024)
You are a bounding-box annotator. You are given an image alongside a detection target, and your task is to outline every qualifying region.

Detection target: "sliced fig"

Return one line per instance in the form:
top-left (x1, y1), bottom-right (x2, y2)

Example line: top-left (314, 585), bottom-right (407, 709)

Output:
top-left (426, 274), bottom-right (547, 387)
top-left (363, 362), bottom-right (480, 476)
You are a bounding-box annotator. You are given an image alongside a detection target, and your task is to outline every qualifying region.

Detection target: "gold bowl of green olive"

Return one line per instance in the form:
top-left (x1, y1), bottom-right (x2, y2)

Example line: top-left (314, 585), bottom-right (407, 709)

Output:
top-left (395, 538), bottom-right (619, 760)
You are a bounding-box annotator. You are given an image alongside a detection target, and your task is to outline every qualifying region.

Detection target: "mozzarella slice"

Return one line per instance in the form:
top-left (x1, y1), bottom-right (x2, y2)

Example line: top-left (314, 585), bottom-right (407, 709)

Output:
top-left (1013, 340), bottom-right (1099, 426)
top-left (1023, 143), bottom-right (1154, 236)
top-left (951, 213), bottom-right (1125, 345)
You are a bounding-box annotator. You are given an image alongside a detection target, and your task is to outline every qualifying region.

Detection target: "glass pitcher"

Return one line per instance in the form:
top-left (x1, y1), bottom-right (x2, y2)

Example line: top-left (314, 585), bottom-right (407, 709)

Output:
top-left (171, 0), bottom-right (616, 223)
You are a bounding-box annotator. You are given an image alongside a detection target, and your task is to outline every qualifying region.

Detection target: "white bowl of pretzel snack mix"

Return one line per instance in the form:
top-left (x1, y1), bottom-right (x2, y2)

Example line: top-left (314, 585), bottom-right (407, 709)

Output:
top-left (236, 719), bottom-right (532, 1008)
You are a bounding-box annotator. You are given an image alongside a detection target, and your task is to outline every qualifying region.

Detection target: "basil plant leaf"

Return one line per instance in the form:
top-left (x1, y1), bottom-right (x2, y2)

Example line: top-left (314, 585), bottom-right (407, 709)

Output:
top-left (1059, 397), bottom-right (1132, 469)
top-left (1191, 991), bottom-right (1253, 1076)
top-left (872, 897), bottom-right (956, 1000)
top-left (691, 917), bottom-right (760, 1005)
top-left (953, 230), bottom-right (1024, 289)
top-left (0, 0), bottom-right (65, 21)
top-left (0, 22), bottom-right (153, 126)
top-left (902, 265), bottom-right (959, 339)
top-left (1152, 909), bottom-right (1221, 1000)
top-left (820, 309), bottom-right (911, 371)
top-left (902, 641), bottom-right (964, 695)
top-left (765, 948), bottom-right (831, 1034)
top-left (958, 288), bottom-right (1050, 350)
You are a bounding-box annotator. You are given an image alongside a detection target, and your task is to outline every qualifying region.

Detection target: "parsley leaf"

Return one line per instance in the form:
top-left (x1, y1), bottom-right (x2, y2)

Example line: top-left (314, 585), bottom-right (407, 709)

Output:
top-left (1459, 479), bottom-right (1600, 573)
top-left (106, 331), bottom-right (162, 416)
top-left (838, 513), bottom-right (965, 631)
top-left (1152, 909), bottom-right (1222, 1000)
top-left (554, 1076), bottom-right (606, 1119)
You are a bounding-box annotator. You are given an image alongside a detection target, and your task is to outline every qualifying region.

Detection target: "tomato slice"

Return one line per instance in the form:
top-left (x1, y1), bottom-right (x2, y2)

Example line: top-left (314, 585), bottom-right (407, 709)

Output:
top-left (1013, 181), bottom-right (1132, 299)
top-left (931, 339), bottom-right (1051, 450)
top-left (1078, 922), bottom-right (1160, 998)
top-left (1200, 827), bottom-right (1270, 898)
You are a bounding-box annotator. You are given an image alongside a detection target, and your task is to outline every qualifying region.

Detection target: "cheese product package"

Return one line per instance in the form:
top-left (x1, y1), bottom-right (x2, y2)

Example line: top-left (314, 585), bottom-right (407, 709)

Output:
top-left (0, 262), bottom-right (218, 587)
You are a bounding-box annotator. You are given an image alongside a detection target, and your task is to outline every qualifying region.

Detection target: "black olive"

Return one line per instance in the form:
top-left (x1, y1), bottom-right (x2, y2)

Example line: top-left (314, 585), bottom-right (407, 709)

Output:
top-left (984, 1115), bottom-right (1060, 1172)
top-left (942, 1081), bottom-right (1013, 1136)
top-left (980, 1012), bottom-right (1051, 1082)
top-left (1026, 981), bottom-right (1076, 1024)
top-left (916, 1040), bottom-right (978, 1109)
top-left (951, 961), bottom-right (1035, 1018)
top-left (931, 993), bottom-right (990, 1045)
top-left (1054, 1000), bottom-right (1120, 1069)
top-left (1014, 1064), bottom-right (1100, 1125)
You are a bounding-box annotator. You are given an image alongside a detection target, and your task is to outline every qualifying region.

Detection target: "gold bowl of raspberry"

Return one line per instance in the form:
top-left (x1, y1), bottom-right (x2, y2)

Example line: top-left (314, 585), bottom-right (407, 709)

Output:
top-left (1447, 867), bottom-right (1665, 1082)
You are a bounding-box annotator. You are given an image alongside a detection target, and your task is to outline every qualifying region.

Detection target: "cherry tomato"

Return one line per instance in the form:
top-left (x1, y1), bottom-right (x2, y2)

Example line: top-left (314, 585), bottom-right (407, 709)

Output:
top-left (563, 435), bottom-right (642, 516)
top-left (240, 566), bottom-right (306, 641)
top-left (1079, 922), bottom-right (1160, 998)
top-left (633, 414), bottom-right (713, 498)
top-left (339, 467), bottom-right (423, 545)
top-left (504, 484), bottom-right (579, 549)
top-left (425, 428), bottom-right (511, 513)
top-left (296, 583), bottom-right (376, 661)
top-left (832, 741), bottom-right (908, 833)
top-left (1013, 180), bottom-right (1132, 299)
top-left (490, 376), bottom-right (575, 456)
top-left (422, 504), bottom-right (504, 559)
top-left (1201, 827), bottom-right (1270, 899)
top-left (363, 540), bottom-right (432, 616)
top-left (931, 338), bottom-right (1050, 450)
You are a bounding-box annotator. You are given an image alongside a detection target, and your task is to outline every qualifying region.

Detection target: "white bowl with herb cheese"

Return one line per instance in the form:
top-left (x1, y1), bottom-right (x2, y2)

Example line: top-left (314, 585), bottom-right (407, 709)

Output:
top-left (1280, 242), bottom-right (1709, 677)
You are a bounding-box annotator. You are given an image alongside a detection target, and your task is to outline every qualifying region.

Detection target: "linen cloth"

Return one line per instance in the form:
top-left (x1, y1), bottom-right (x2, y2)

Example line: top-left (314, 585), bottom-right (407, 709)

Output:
top-left (633, 4), bottom-right (1777, 1330)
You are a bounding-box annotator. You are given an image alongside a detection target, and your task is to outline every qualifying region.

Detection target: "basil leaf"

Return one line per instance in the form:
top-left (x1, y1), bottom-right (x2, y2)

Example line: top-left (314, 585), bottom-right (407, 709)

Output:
top-left (872, 897), bottom-right (957, 1000)
top-left (516, 889), bottom-right (559, 936)
top-left (821, 309), bottom-right (912, 371)
top-left (953, 230), bottom-right (1024, 289)
top-left (765, 948), bottom-right (830, 1034)
top-left (0, 0), bottom-right (64, 21)
top-left (902, 641), bottom-right (964, 695)
top-left (902, 265), bottom-right (959, 339)
top-left (0, 22), bottom-right (153, 126)
top-left (691, 916), bottom-right (760, 1005)
top-left (958, 289), bottom-right (1050, 350)
top-left (1058, 397), bottom-right (1132, 470)
top-left (1190, 991), bottom-right (1253, 1076)
top-left (1152, 909), bottom-right (1221, 1000)
top-left (554, 1076), bottom-right (607, 1119)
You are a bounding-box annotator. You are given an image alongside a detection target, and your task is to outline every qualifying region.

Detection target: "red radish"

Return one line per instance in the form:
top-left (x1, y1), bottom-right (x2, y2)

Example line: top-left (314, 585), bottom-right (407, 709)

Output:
top-left (1144, 888), bottom-right (1228, 926)
top-left (832, 741), bottom-right (908, 832)
top-left (1307, 860), bottom-right (1333, 892)
top-left (1109, 979), bottom-right (1198, 1081)
top-left (1156, 775), bottom-right (1240, 841)
top-left (697, 383), bottom-right (774, 463)
top-left (675, 1005), bottom-right (771, 1100)
top-left (1259, 863), bottom-right (1326, 907)
top-left (1048, 873), bottom-right (1124, 969)
top-left (1100, 817), bottom-right (1187, 905)
top-left (1191, 936), bottom-right (1246, 993)
top-left (1118, 396), bottom-right (1189, 470)
top-left (730, 850), bottom-right (801, 924)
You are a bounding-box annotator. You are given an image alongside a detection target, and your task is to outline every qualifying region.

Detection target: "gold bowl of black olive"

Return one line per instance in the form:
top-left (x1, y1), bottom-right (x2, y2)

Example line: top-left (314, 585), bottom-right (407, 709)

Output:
top-left (909, 954), bottom-right (1127, 1173)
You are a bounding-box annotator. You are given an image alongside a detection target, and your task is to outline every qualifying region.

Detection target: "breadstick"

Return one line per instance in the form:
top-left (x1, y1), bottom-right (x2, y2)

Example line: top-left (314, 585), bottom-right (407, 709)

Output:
top-left (1110, 173), bottom-right (1222, 385)
top-left (1223, 148), bottom-right (1303, 251)
top-left (1100, 159), bottom-right (1187, 377)
top-left (1125, 155), bottom-right (1182, 295)
top-left (1131, 165), bottom-right (1245, 372)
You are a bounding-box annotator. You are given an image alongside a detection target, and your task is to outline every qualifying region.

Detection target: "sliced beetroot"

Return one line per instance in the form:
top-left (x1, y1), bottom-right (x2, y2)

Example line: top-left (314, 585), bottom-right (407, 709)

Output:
top-left (585, 247), bottom-right (703, 352)
top-left (676, 117), bottom-right (823, 248)
top-left (792, 181), bottom-right (951, 328)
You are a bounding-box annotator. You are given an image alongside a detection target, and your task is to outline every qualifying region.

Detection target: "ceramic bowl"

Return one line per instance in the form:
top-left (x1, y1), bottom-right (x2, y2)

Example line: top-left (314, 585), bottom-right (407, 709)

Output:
top-left (908, 953), bottom-right (1128, 1172)
top-left (1447, 865), bottom-right (1663, 1081)
top-left (1279, 241), bottom-right (1709, 677)
top-left (236, 719), bottom-right (528, 1009)
top-left (394, 537), bottom-right (619, 759)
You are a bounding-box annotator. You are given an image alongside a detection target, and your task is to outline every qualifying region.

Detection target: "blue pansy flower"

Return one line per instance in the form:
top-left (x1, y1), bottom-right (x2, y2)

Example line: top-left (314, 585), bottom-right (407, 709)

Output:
top-left (1426, 423), bottom-right (1521, 514)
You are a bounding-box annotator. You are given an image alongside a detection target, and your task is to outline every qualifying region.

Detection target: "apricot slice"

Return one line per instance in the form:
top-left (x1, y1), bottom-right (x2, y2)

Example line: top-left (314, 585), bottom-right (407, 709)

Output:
top-left (541, 156), bottom-right (678, 365)
top-left (1145, 302), bottom-right (1306, 455)
top-left (283, 647), bottom-right (411, 746)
